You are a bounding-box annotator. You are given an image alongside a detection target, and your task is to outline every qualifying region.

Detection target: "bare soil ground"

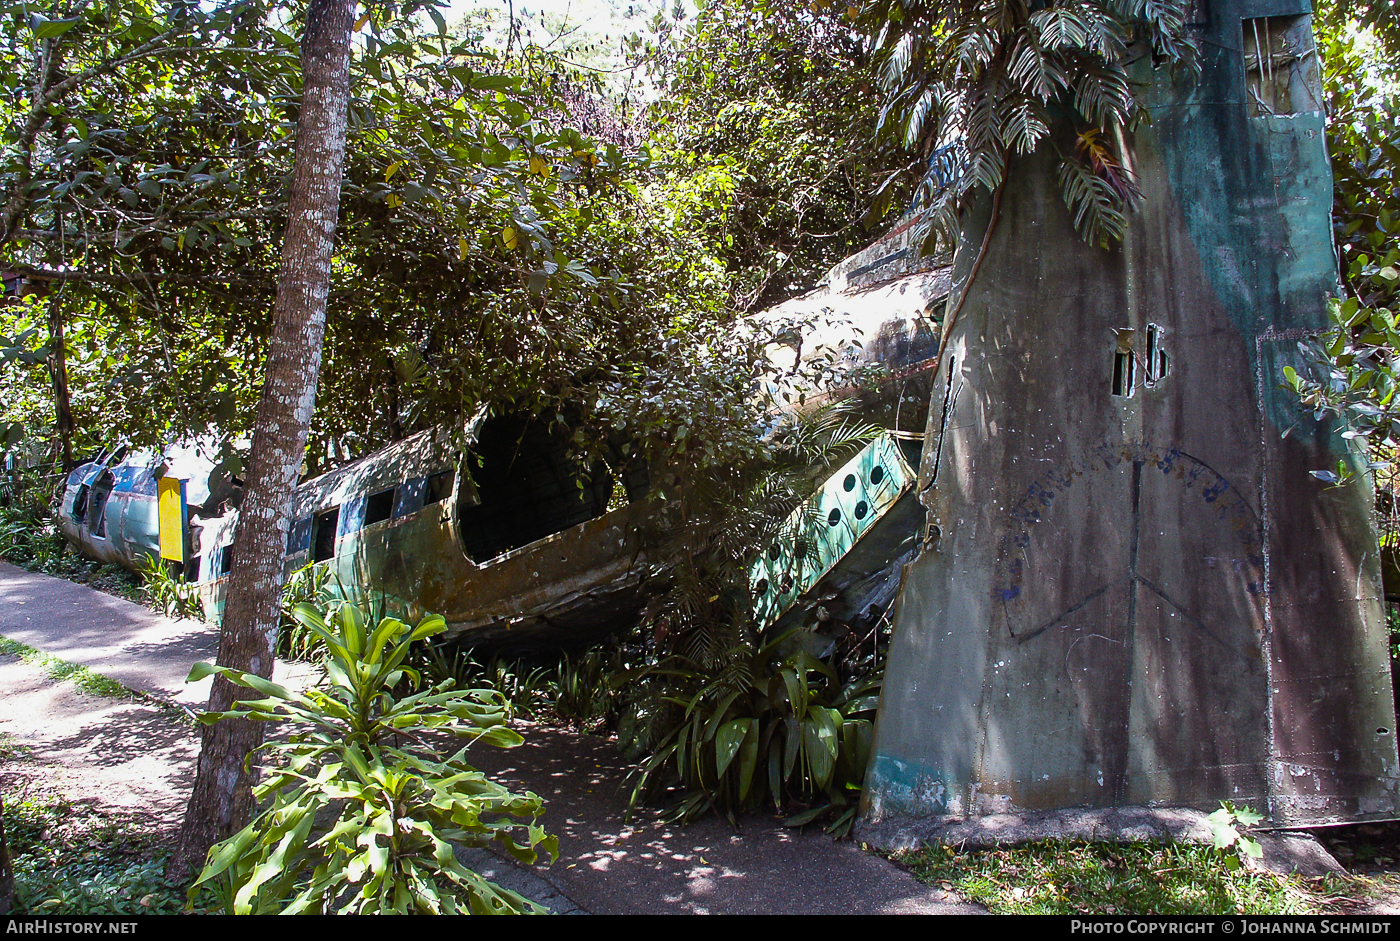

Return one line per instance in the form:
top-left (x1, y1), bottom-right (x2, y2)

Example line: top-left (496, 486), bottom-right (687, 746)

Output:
top-left (0, 652), bottom-right (196, 857)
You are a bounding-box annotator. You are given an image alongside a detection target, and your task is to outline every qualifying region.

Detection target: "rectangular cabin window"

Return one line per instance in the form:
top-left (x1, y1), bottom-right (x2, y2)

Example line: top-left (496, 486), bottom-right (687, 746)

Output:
top-left (189, 553), bottom-right (202, 583)
top-left (286, 516), bottom-right (313, 556)
top-left (312, 507), bottom-right (339, 562)
top-left (393, 478), bottom-right (426, 517)
top-left (364, 488), bottom-right (395, 528)
top-left (425, 470), bottom-right (454, 505)
top-left (219, 546), bottom-right (233, 576)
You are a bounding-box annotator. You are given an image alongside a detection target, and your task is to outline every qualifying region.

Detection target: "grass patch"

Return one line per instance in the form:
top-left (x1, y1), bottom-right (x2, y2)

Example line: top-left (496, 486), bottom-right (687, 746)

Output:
top-left (4, 789), bottom-right (192, 915)
top-left (0, 635), bottom-right (135, 699)
top-left (0, 634), bottom-right (192, 726)
top-left (894, 839), bottom-right (1350, 915)
top-left (0, 731), bottom-right (30, 762)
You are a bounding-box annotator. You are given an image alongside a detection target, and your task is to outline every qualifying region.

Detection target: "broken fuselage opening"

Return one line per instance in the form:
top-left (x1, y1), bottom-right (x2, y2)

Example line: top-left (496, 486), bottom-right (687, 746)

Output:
top-left (171, 416), bottom-right (660, 651)
top-left (458, 413), bottom-right (648, 564)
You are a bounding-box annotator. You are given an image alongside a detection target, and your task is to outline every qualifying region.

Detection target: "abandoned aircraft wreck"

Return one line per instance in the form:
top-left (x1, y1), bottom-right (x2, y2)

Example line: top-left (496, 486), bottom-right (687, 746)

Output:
top-left (859, 0), bottom-right (1400, 837)
top-left (52, 0), bottom-right (1399, 837)
top-left (55, 250), bottom-right (951, 651)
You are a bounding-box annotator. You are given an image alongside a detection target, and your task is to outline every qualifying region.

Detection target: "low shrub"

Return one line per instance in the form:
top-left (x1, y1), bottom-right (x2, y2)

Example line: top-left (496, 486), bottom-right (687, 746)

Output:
top-left (189, 600), bottom-right (558, 914)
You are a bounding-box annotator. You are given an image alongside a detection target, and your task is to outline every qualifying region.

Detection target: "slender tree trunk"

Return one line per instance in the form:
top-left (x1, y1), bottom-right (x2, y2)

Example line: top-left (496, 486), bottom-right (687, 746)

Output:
top-left (47, 297), bottom-right (72, 469)
top-left (166, 0), bottom-right (355, 885)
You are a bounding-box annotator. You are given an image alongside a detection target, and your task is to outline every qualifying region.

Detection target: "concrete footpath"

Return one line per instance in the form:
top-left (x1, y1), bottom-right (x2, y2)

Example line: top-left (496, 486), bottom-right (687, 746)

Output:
top-left (0, 561), bottom-right (981, 915)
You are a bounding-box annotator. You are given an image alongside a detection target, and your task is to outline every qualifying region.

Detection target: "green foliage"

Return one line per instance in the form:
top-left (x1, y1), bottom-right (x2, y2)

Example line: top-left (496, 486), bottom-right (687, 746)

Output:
top-left (0, 0), bottom-right (751, 494)
top-left (649, 0), bottom-right (909, 310)
top-left (850, 0), bottom-right (1196, 250)
top-left (6, 796), bottom-right (189, 915)
top-left (635, 405), bottom-right (880, 665)
top-left (1290, 5), bottom-right (1400, 461)
top-left (188, 601), bottom-right (557, 915)
top-left (1207, 802), bottom-right (1265, 865)
top-left (0, 0), bottom-right (303, 456)
top-left (275, 562), bottom-right (334, 661)
top-left (414, 644), bottom-right (555, 721)
top-left (608, 406), bottom-right (885, 831)
top-left (1285, 298), bottom-right (1400, 482)
top-left (0, 460), bottom-right (62, 567)
top-left (553, 649), bottom-right (618, 730)
top-left (624, 629), bottom-right (880, 835)
top-left (897, 839), bottom-right (1324, 915)
top-left (136, 554), bottom-right (201, 620)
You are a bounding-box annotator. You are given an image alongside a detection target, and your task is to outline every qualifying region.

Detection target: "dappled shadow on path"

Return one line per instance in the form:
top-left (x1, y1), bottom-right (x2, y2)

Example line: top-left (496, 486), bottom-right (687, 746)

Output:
top-left (465, 723), bottom-right (977, 915)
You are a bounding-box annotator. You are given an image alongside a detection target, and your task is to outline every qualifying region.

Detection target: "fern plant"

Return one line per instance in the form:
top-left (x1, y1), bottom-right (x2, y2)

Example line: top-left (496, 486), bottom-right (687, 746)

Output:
top-left (851, 0), bottom-right (1197, 250)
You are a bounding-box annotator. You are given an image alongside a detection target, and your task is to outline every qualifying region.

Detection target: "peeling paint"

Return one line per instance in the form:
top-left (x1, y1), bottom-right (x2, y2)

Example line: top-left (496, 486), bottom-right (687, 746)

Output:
top-left (862, 1), bottom-right (1399, 833)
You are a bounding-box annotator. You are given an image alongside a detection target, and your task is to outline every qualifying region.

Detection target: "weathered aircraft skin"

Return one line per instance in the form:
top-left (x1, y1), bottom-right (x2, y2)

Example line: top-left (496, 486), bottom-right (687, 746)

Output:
top-left (861, 0), bottom-right (1400, 837)
top-left (755, 238), bottom-right (952, 436)
top-left (57, 268), bottom-right (949, 649)
top-left (57, 447), bottom-right (162, 569)
top-left (192, 422), bottom-right (660, 650)
top-left (56, 441), bottom-right (222, 570)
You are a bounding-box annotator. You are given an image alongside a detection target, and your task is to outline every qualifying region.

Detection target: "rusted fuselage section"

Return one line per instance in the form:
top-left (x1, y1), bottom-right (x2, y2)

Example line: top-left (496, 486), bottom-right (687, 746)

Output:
top-left (181, 280), bottom-right (956, 650)
top-left (753, 244), bottom-right (953, 437)
top-left (56, 251), bottom-right (954, 653)
top-left (188, 419), bottom-right (659, 652)
top-left (861, 0), bottom-right (1400, 838)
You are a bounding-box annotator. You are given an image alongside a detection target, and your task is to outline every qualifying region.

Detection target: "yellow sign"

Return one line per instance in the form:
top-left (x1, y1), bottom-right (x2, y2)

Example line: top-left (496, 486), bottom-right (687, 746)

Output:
top-left (157, 477), bottom-right (186, 562)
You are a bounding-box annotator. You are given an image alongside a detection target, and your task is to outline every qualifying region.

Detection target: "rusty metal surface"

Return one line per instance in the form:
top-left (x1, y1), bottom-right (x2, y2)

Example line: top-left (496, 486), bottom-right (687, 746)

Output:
top-left (750, 432), bottom-right (917, 628)
top-left (862, 0), bottom-right (1399, 834)
top-left (753, 268), bottom-right (953, 435)
top-left (188, 418), bottom-right (659, 650)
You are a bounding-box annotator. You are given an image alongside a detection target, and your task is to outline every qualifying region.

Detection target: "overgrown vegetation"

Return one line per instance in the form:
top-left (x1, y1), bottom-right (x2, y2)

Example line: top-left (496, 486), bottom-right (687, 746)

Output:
top-left (895, 840), bottom-right (1336, 915)
top-left (1, 0), bottom-right (1398, 910)
top-left (188, 600), bottom-right (557, 914)
top-left (1283, 2), bottom-right (1400, 463)
top-left (849, 0), bottom-right (1198, 252)
top-left (137, 554), bottom-right (201, 620)
top-left (3, 793), bottom-right (191, 915)
top-left (401, 407), bottom-right (893, 833)
top-left (646, 0), bottom-right (910, 311)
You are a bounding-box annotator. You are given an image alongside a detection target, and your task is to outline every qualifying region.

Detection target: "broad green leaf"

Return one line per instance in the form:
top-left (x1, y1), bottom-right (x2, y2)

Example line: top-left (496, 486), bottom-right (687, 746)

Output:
top-left (32, 15), bottom-right (79, 37)
top-left (715, 718), bottom-right (750, 777)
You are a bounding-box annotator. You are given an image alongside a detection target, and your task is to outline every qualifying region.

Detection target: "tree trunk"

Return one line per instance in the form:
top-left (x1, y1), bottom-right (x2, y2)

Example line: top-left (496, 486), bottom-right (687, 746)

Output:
top-left (47, 297), bottom-right (72, 469)
top-left (166, 0), bottom-right (355, 885)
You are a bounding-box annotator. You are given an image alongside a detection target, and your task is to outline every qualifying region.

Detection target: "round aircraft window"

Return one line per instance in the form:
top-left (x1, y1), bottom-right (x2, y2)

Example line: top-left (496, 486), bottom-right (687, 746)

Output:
top-left (870, 466), bottom-right (885, 485)
top-left (855, 500), bottom-right (869, 520)
top-left (828, 508), bottom-right (842, 527)
top-left (843, 474), bottom-right (857, 492)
